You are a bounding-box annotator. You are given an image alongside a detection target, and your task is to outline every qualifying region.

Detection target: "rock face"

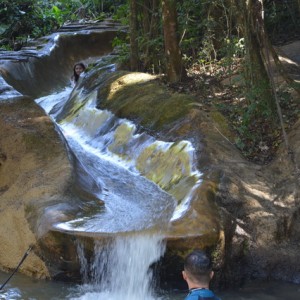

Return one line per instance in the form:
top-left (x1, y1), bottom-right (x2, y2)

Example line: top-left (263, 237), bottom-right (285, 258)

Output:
top-left (92, 68), bottom-right (300, 286)
top-left (0, 96), bottom-right (73, 278)
top-left (0, 20), bottom-right (300, 288)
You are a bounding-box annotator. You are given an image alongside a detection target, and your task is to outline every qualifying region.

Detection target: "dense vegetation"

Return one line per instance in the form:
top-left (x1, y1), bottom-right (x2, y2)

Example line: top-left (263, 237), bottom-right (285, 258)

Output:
top-left (0, 0), bottom-right (121, 49)
top-left (1, 0), bottom-right (299, 163)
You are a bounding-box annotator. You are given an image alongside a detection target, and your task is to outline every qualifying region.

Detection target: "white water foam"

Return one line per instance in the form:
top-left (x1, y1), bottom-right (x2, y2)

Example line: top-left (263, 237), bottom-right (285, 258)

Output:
top-left (71, 233), bottom-right (166, 300)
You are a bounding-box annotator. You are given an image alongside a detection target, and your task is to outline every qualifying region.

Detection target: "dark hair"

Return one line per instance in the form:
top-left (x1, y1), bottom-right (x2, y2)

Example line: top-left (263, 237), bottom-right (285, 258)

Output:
top-left (72, 62), bottom-right (86, 83)
top-left (184, 250), bottom-right (212, 283)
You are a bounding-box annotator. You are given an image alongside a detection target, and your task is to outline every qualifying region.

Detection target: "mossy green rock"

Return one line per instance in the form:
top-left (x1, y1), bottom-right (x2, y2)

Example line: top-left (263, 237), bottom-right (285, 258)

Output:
top-left (96, 71), bottom-right (192, 131)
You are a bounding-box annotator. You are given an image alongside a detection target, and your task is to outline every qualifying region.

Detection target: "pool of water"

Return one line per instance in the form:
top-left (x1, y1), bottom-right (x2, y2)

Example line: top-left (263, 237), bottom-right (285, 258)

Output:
top-left (1, 271), bottom-right (300, 300)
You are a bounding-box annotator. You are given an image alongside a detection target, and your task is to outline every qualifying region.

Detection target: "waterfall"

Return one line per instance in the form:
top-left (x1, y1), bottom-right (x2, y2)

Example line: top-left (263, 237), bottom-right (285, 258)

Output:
top-left (72, 233), bottom-right (166, 300)
top-left (35, 81), bottom-right (172, 299)
top-left (34, 64), bottom-right (202, 299)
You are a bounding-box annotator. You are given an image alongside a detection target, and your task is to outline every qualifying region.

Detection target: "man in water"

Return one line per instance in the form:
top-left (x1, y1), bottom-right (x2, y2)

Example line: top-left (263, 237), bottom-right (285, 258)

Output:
top-left (182, 250), bottom-right (221, 300)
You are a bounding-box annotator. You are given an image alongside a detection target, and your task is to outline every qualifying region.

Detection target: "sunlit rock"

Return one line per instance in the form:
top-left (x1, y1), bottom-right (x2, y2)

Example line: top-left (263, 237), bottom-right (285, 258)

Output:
top-left (0, 21), bottom-right (300, 287)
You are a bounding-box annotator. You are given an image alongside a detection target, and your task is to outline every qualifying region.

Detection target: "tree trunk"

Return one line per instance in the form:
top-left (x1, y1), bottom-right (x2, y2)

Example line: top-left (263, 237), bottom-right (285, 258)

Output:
top-left (161, 0), bottom-right (185, 83)
top-left (129, 0), bottom-right (139, 71)
top-left (143, 0), bottom-right (161, 71)
top-left (234, 0), bottom-right (275, 112)
top-left (142, 0), bottom-right (151, 34)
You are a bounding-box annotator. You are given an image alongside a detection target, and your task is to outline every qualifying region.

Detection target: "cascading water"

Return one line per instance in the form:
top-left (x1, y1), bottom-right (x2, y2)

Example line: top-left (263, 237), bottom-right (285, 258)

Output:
top-left (71, 234), bottom-right (166, 300)
top-left (34, 63), bottom-right (201, 299)
top-left (37, 87), bottom-right (177, 234)
top-left (36, 85), bottom-right (171, 299)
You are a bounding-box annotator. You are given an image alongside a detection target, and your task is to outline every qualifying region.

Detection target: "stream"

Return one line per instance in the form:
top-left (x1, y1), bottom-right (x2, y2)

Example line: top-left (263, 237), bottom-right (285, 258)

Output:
top-left (0, 58), bottom-right (299, 299)
top-left (1, 270), bottom-right (300, 299)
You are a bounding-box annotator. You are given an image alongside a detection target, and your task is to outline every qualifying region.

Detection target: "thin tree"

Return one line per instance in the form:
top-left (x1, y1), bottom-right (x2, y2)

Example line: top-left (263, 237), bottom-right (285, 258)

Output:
top-left (161, 0), bottom-right (185, 83)
top-left (141, 0), bottom-right (161, 72)
top-left (129, 0), bottom-right (139, 71)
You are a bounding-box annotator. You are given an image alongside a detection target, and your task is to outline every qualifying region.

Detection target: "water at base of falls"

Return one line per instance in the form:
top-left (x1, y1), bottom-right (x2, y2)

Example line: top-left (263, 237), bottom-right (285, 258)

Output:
top-left (0, 234), bottom-right (169, 300)
top-left (70, 233), bottom-right (166, 300)
top-left (2, 271), bottom-right (300, 300)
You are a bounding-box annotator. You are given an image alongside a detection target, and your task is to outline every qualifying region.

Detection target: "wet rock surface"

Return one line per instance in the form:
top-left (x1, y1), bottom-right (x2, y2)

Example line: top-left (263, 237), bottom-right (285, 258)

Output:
top-left (0, 21), bottom-right (300, 286)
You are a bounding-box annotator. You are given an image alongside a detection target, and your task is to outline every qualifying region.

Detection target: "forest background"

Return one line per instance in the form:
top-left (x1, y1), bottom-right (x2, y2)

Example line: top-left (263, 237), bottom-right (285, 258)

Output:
top-left (0, 0), bottom-right (299, 164)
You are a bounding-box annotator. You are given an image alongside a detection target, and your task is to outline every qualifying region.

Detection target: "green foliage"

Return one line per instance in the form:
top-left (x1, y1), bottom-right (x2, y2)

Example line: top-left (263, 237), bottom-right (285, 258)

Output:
top-left (112, 36), bottom-right (130, 66)
top-left (112, 1), bottom-right (165, 73)
top-left (0, 0), bottom-right (126, 49)
top-left (0, 0), bottom-right (61, 48)
top-left (112, 2), bottom-right (129, 25)
top-left (178, 0), bottom-right (241, 67)
top-left (220, 37), bottom-right (245, 59)
top-left (0, 24), bottom-right (8, 35)
top-left (265, 0), bottom-right (300, 41)
top-left (177, 0), bottom-right (206, 60)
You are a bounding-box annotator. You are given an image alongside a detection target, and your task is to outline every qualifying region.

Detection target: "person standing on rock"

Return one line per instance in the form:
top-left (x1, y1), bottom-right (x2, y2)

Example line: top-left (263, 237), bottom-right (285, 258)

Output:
top-left (71, 62), bottom-right (86, 86)
top-left (182, 250), bottom-right (221, 300)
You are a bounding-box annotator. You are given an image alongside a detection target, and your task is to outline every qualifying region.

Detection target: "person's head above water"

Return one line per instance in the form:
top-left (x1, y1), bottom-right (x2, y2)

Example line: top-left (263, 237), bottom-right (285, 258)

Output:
top-left (182, 249), bottom-right (214, 289)
top-left (72, 62), bottom-right (86, 83)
